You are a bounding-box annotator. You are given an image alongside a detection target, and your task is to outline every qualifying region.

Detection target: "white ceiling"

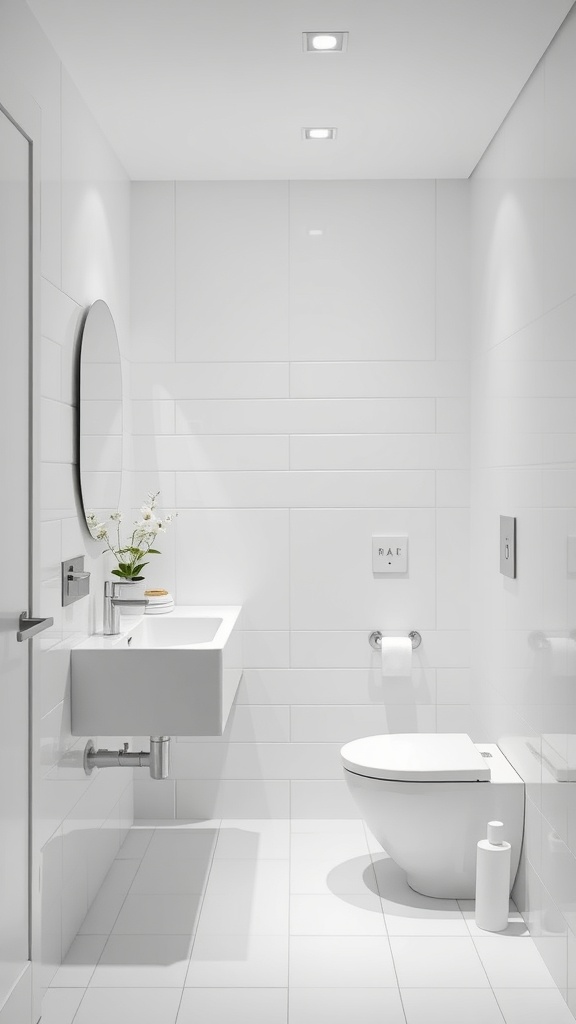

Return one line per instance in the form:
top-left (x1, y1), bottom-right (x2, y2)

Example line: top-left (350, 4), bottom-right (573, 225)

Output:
top-left (27, 0), bottom-right (574, 180)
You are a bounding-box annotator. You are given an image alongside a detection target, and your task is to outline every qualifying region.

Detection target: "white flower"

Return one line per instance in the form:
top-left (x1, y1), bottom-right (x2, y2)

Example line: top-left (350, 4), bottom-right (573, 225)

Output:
top-left (134, 519), bottom-right (156, 534)
top-left (139, 506), bottom-right (156, 522)
top-left (95, 526), bottom-right (109, 540)
top-left (109, 510), bottom-right (123, 522)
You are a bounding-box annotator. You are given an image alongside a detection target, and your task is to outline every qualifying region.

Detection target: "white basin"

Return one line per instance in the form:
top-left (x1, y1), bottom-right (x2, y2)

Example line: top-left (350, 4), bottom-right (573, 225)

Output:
top-left (71, 606), bottom-right (242, 737)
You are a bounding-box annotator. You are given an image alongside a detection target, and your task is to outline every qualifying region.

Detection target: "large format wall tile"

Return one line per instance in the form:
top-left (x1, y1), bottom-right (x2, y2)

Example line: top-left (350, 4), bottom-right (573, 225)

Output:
top-left (130, 178), bottom-right (471, 824)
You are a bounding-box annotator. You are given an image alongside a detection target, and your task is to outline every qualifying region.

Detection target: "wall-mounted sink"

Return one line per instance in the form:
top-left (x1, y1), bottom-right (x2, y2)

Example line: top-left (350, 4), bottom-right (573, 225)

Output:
top-left (71, 606), bottom-right (242, 737)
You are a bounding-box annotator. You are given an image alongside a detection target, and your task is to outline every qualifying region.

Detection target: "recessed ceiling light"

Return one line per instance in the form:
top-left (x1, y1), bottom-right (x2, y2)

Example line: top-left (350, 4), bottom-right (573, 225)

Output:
top-left (302, 127), bottom-right (337, 141)
top-left (303, 31), bottom-right (348, 53)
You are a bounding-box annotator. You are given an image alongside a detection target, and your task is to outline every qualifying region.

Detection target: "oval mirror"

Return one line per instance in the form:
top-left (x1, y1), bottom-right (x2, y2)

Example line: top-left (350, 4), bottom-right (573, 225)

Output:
top-left (78, 299), bottom-right (123, 526)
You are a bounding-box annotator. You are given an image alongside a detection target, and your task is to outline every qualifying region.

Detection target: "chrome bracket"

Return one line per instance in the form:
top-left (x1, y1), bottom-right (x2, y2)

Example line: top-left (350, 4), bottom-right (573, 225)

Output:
top-left (369, 630), bottom-right (422, 651)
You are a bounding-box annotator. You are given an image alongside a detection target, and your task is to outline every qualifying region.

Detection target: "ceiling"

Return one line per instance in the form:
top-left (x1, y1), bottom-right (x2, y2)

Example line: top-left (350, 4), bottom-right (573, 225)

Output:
top-left (27, 0), bottom-right (575, 180)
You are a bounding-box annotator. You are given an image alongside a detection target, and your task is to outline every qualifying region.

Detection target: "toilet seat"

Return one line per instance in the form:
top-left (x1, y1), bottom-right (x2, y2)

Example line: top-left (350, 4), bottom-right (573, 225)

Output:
top-left (341, 733), bottom-right (491, 782)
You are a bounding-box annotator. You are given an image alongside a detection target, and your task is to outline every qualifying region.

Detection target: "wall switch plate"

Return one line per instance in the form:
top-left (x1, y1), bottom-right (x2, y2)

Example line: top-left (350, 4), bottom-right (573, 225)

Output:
top-left (62, 555), bottom-right (91, 606)
top-left (372, 536), bottom-right (408, 574)
top-left (499, 516), bottom-right (516, 579)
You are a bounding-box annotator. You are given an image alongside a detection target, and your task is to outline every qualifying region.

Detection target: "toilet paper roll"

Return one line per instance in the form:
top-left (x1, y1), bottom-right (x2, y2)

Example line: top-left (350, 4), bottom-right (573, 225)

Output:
top-left (380, 636), bottom-right (412, 678)
top-left (546, 637), bottom-right (576, 678)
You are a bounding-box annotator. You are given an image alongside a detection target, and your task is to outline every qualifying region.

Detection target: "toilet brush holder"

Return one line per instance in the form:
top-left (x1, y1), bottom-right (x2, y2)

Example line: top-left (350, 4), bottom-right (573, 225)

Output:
top-left (475, 820), bottom-right (511, 932)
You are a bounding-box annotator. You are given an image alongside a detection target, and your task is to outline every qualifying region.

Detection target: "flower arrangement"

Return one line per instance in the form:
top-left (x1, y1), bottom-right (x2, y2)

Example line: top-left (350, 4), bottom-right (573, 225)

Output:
top-left (86, 491), bottom-right (176, 581)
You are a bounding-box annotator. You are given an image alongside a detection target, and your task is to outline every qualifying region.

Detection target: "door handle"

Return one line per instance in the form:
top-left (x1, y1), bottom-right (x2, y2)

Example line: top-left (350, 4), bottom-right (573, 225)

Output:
top-left (17, 611), bottom-right (54, 642)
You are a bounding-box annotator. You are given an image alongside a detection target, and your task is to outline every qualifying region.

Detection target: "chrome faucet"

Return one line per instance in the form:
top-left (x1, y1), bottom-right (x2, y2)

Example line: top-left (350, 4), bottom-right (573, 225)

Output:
top-left (103, 580), bottom-right (149, 635)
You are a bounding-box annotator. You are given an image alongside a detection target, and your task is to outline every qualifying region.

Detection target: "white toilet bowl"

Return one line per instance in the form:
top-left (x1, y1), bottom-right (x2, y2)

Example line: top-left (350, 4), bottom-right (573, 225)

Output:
top-left (341, 733), bottom-right (524, 898)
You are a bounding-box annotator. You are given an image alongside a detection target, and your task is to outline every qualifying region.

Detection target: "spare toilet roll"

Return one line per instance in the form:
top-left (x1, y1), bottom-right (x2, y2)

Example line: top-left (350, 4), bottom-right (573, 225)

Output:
top-left (380, 636), bottom-right (412, 678)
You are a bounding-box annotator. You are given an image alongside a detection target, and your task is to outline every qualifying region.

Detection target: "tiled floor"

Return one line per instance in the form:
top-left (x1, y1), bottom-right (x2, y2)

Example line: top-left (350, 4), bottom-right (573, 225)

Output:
top-left (44, 819), bottom-right (575, 1024)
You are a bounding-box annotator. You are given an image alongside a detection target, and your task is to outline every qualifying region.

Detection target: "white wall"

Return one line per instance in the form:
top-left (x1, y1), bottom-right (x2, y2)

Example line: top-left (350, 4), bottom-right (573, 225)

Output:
top-left (470, 6), bottom-right (576, 1010)
top-left (130, 178), bottom-right (471, 818)
top-left (0, 0), bottom-right (133, 996)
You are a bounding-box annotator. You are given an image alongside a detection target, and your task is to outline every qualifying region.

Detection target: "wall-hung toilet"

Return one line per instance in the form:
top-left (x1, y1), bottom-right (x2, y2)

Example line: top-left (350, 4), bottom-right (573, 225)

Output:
top-left (341, 733), bottom-right (524, 899)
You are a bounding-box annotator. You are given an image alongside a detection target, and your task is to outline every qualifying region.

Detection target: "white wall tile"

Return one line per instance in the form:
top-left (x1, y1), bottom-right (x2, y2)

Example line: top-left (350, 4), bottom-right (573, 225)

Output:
top-left (129, 175), bottom-right (472, 826)
top-left (132, 433), bottom-right (289, 472)
top-left (41, 399), bottom-right (75, 464)
top-left (170, 742), bottom-right (343, 780)
top-left (175, 182), bottom-right (289, 362)
top-left (436, 508), bottom-right (471, 629)
top-left (238, 668), bottom-right (434, 706)
top-left (290, 360), bottom-right (469, 399)
top-left (174, 510), bottom-right (289, 629)
top-left (177, 704), bottom-right (290, 744)
top-left (437, 470), bottom-right (470, 507)
top-left (290, 434), bottom-right (468, 471)
top-left (290, 781), bottom-right (360, 818)
top-left (436, 180), bottom-right (471, 361)
top-left (41, 336), bottom-right (62, 401)
top-left (174, 397), bottom-right (436, 436)
top-left (290, 509), bottom-right (437, 630)
top-left (176, 780), bottom-right (290, 819)
top-left (241, 631), bottom-right (290, 669)
top-left (289, 181), bottom-right (436, 361)
top-left (436, 398), bottom-right (470, 434)
top-left (131, 182), bottom-right (175, 361)
top-left (131, 400), bottom-right (175, 435)
top-left (132, 362), bottom-right (289, 400)
top-left (291, 705), bottom-right (436, 742)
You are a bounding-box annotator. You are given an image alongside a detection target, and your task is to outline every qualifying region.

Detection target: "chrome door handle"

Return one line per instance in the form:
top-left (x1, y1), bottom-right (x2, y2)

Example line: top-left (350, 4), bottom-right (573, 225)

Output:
top-left (17, 611), bottom-right (54, 642)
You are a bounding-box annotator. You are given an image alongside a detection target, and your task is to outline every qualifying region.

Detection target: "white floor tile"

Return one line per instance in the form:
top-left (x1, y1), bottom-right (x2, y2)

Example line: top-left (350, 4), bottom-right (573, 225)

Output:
top-left (40, 988), bottom-right (84, 1024)
top-left (289, 987), bottom-right (405, 1024)
top-left (73, 987), bottom-right (181, 1024)
top-left (458, 900), bottom-right (529, 938)
top-left (186, 934), bottom-right (289, 988)
top-left (215, 820), bottom-right (290, 859)
top-left (197, 887), bottom-right (289, 936)
top-left (99, 860), bottom-right (141, 894)
top-left (112, 893), bottom-right (202, 936)
top-left (178, 987), bottom-right (288, 1023)
top-left (289, 935), bottom-right (397, 988)
top-left (290, 893), bottom-right (386, 935)
top-left (390, 936), bottom-right (489, 988)
top-left (91, 934), bottom-right (192, 988)
top-left (473, 936), bottom-right (558, 988)
top-left (78, 860), bottom-right (141, 935)
top-left (204, 857), bottom-right (289, 896)
top-left (78, 888), bottom-right (127, 936)
top-left (41, 818), bottom-right (576, 1024)
top-left (375, 858), bottom-right (467, 935)
top-left (291, 833), bottom-right (369, 863)
top-left (130, 856), bottom-right (211, 895)
top-left (117, 829), bottom-right (155, 859)
top-left (401, 988), bottom-right (505, 1024)
top-left (290, 855), bottom-right (377, 895)
top-left (50, 935), bottom-right (108, 988)
top-left (290, 819), bottom-right (366, 835)
top-left (494, 987), bottom-right (576, 1023)
top-left (143, 829), bottom-right (219, 863)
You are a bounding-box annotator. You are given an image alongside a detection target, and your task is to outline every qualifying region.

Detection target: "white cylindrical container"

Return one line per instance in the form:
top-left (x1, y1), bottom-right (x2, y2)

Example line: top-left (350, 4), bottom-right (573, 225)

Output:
top-left (475, 820), bottom-right (511, 932)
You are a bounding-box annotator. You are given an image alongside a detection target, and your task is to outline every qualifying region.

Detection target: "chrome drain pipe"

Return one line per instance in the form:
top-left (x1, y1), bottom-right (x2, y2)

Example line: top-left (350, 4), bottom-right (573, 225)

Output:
top-left (84, 737), bottom-right (171, 780)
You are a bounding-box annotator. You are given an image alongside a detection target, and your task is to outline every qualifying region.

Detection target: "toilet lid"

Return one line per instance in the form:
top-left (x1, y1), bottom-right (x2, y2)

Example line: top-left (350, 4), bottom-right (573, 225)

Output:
top-left (341, 733), bottom-right (491, 782)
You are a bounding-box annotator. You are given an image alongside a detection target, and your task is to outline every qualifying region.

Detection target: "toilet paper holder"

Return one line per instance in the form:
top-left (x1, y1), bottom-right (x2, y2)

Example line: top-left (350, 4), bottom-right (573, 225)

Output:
top-left (369, 630), bottom-right (422, 651)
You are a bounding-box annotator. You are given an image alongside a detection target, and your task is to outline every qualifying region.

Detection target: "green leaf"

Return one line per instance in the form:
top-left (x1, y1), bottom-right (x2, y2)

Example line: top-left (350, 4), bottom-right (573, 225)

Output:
top-left (111, 568), bottom-right (131, 578)
top-left (147, 549), bottom-right (161, 555)
top-left (131, 563), bottom-right (149, 575)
